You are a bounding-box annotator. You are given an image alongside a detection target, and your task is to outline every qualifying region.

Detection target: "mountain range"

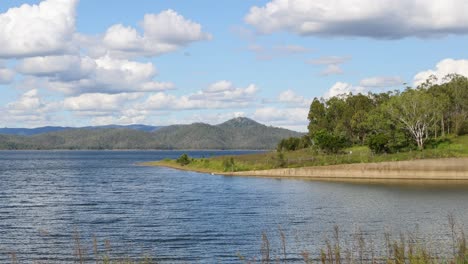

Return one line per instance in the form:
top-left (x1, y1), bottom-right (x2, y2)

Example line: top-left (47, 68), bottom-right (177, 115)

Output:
top-left (0, 124), bottom-right (162, 136)
top-left (0, 117), bottom-right (302, 150)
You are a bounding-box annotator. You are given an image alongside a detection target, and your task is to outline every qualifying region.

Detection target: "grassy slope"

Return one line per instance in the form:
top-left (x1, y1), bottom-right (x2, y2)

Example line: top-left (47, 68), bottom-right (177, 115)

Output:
top-left (143, 135), bottom-right (468, 173)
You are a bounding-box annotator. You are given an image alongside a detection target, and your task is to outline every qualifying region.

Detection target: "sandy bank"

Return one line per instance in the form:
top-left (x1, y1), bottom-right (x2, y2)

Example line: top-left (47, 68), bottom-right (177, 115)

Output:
top-left (226, 158), bottom-right (468, 181)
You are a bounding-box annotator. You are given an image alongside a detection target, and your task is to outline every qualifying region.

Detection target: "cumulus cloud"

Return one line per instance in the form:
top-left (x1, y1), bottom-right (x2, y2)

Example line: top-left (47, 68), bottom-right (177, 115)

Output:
top-left (359, 76), bottom-right (404, 88)
top-left (5, 89), bottom-right (44, 113)
top-left (90, 109), bottom-right (149, 126)
top-left (63, 93), bottom-right (143, 112)
top-left (16, 55), bottom-right (95, 81)
top-left (0, 68), bottom-right (15, 84)
top-left (0, 0), bottom-right (77, 58)
top-left (93, 9), bottom-right (211, 58)
top-left (253, 107), bottom-right (309, 132)
top-left (413, 58), bottom-right (468, 86)
top-left (278, 89), bottom-right (311, 107)
top-left (245, 0), bottom-right (468, 39)
top-left (142, 81), bottom-right (259, 110)
top-left (17, 55), bottom-right (174, 94)
top-left (1, 89), bottom-right (59, 127)
top-left (324, 82), bottom-right (365, 98)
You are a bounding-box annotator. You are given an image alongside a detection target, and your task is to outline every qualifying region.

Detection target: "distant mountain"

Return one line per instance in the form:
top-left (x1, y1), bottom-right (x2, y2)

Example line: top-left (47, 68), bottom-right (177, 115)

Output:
top-left (0, 118), bottom-right (303, 150)
top-left (0, 124), bottom-right (162, 136)
top-left (0, 126), bottom-right (73, 136)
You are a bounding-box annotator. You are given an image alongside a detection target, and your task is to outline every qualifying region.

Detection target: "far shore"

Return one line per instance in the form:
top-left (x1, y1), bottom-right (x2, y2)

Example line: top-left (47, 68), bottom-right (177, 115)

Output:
top-left (141, 157), bottom-right (468, 182)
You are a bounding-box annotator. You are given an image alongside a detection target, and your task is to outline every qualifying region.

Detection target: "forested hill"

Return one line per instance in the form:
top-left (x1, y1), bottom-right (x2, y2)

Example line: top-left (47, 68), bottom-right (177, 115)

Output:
top-left (0, 117), bottom-right (302, 150)
top-left (0, 124), bottom-right (161, 136)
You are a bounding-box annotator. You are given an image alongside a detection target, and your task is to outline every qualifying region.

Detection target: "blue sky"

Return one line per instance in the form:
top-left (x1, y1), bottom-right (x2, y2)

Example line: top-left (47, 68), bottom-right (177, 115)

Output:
top-left (1, 0), bottom-right (467, 131)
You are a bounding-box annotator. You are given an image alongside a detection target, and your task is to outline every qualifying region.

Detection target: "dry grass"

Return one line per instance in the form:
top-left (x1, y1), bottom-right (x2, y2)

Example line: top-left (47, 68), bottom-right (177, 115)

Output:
top-left (7, 216), bottom-right (468, 263)
top-left (240, 215), bottom-right (468, 264)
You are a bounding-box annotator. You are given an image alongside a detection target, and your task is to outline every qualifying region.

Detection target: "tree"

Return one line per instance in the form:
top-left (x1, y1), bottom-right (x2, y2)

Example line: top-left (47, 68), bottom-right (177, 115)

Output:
top-left (385, 89), bottom-right (440, 150)
top-left (307, 98), bottom-right (328, 137)
top-left (440, 74), bottom-right (468, 135)
top-left (350, 110), bottom-right (370, 144)
top-left (176, 153), bottom-right (191, 166)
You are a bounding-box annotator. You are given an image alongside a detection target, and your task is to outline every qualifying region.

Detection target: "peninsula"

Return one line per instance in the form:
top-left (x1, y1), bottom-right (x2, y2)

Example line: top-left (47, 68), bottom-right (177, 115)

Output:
top-left (144, 75), bottom-right (468, 182)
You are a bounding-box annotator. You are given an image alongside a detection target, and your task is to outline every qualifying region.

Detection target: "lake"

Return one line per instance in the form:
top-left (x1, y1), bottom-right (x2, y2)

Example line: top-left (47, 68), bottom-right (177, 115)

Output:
top-left (1, 150), bottom-right (468, 263)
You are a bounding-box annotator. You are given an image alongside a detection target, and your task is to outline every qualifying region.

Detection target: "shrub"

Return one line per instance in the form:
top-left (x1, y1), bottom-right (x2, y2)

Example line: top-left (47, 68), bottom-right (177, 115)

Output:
top-left (367, 133), bottom-right (390, 154)
top-left (277, 135), bottom-right (312, 152)
top-left (275, 152), bottom-right (287, 168)
top-left (314, 130), bottom-right (348, 154)
top-left (223, 157), bottom-right (236, 172)
top-left (176, 153), bottom-right (190, 166)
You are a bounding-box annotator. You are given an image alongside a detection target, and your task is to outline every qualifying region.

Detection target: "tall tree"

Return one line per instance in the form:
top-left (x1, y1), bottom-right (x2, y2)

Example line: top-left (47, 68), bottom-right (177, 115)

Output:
top-left (307, 98), bottom-right (328, 137)
top-left (385, 89), bottom-right (439, 150)
top-left (443, 74), bottom-right (468, 135)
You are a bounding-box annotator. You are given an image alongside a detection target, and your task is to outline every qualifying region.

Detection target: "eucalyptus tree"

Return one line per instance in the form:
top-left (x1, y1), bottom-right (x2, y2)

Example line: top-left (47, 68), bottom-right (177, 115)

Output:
top-left (385, 89), bottom-right (440, 150)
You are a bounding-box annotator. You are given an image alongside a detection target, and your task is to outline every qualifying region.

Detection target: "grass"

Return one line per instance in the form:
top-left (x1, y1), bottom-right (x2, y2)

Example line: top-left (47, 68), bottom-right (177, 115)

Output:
top-left (142, 135), bottom-right (468, 174)
top-left (10, 215), bottom-right (467, 263)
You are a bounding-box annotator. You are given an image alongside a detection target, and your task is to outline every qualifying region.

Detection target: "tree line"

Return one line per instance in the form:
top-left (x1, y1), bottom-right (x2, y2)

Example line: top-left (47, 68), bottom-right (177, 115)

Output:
top-left (278, 74), bottom-right (468, 153)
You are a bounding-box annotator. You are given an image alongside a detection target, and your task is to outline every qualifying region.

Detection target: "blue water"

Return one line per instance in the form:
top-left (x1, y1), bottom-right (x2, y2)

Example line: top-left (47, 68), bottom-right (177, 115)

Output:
top-left (1, 151), bottom-right (468, 263)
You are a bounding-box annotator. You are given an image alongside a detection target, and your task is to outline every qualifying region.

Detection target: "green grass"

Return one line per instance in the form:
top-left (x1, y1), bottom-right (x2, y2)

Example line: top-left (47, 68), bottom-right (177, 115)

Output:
top-left (144, 135), bottom-right (468, 173)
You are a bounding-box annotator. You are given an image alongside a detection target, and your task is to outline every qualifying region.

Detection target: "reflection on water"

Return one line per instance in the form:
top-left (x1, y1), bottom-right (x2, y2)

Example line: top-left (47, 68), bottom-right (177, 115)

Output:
top-left (0, 151), bottom-right (467, 263)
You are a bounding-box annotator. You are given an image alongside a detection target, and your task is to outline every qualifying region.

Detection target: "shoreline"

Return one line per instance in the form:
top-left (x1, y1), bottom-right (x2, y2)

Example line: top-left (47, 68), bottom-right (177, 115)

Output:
top-left (142, 157), bottom-right (468, 182)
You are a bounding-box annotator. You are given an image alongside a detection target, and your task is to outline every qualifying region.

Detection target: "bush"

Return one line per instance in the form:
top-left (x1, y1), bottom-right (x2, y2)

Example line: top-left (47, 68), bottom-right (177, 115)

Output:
top-left (176, 153), bottom-right (191, 166)
top-left (223, 157), bottom-right (236, 172)
top-left (277, 135), bottom-right (312, 152)
top-left (367, 133), bottom-right (390, 154)
top-left (275, 152), bottom-right (287, 168)
top-left (313, 130), bottom-right (348, 154)
top-left (277, 137), bottom-right (301, 152)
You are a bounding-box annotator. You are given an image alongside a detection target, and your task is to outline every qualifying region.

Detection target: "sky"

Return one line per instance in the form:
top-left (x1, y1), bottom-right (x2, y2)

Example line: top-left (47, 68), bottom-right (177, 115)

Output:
top-left (0, 0), bottom-right (467, 132)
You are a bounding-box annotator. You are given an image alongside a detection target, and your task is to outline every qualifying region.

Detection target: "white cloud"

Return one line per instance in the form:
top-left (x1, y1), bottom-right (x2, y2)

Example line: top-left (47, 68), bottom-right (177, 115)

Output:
top-left (245, 0), bottom-right (468, 39)
top-left (142, 81), bottom-right (259, 110)
top-left (324, 82), bottom-right (365, 98)
top-left (142, 10), bottom-right (211, 44)
top-left (1, 89), bottom-right (59, 127)
top-left (320, 65), bottom-right (343, 76)
top-left (6, 89), bottom-right (44, 113)
top-left (0, 0), bottom-right (77, 58)
top-left (359, 76), bottom-right (404, 88)
top-left (16, 55), bottom-right (95, 81)
top-left (63, 93), bottom-right (143, 112)
top-left (94, 9), bottom-right (211, 58)
top-left (278, 89), bottom-right (311, 107)
top-left (253, 107), bottom-right (309, 132)
top-left (0, 68), bottom-right (15, 84)
top-left (17, 55), bottom-right (174, 94)
top-left (308, 56), bottom-right (350, 76)
top-left (191, 81), bottom-right (258, 102)
top-left (413, 58), bottom-right (468, 86)
top-left (90, 111), bottom-right (149, 126)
